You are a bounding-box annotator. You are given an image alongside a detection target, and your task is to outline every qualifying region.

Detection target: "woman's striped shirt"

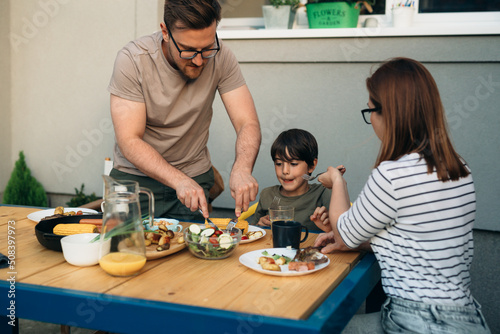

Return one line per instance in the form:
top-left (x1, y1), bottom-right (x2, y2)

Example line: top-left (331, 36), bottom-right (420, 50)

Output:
top-left (338, 153), bottom-right (475, 307)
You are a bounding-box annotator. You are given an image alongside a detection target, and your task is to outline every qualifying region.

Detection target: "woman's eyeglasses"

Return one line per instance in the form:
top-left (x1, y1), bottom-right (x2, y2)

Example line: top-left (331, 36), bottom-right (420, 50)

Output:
top-left (361, 107), bottom-right (381, 124)
top-left (167, 25), bottom-right (219, 60)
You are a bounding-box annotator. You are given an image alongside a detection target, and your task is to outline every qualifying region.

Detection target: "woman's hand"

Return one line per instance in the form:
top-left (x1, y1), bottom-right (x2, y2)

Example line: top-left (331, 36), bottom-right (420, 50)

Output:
top-left (256, 215), bottom-right (271, 227)
top-left (319, 165), bottom-right (346, 189)
top-left (313, 231), bottom-right (338, 254)
top-left (310, 206), bottom-right (332, 232)
top-left (313, 230), bottom-right (357, 253)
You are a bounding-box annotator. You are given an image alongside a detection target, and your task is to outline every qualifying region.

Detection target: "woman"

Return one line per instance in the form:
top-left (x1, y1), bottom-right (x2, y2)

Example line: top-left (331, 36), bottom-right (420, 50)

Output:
top-left (315, 58), bottom-right (490, 333)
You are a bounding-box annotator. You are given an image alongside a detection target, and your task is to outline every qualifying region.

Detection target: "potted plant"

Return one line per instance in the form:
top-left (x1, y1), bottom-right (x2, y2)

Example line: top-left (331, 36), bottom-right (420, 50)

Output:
top-left (262, 0), bottom-right (301, 29)
top-left (305, 0), bottom-right (374, 28)
top-left (2, 151), bottom-right (48, 207)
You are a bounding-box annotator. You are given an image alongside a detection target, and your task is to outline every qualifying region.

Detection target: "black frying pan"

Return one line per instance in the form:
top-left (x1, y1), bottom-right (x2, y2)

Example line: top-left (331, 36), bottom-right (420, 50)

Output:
top-left (34, 214), bottom-right (103, 251)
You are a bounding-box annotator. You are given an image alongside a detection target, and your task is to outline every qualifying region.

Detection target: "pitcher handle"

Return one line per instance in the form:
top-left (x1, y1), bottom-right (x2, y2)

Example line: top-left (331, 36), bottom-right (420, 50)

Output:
top-left (300, 226), bottom-right (309, 243)
top-left (139, 187), bottom-right (155, 228)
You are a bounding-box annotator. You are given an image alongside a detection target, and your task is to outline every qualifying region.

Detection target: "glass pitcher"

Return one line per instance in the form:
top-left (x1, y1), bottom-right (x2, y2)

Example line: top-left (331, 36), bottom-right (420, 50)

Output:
top-left (98, 175), bottom-right (154, 277)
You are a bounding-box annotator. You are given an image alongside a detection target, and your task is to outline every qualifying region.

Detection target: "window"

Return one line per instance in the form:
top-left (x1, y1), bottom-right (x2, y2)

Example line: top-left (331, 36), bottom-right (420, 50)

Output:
top-left (359, 0), bottom-right (500, 26)
top-left (419, 0), bottom-right (500, 13)
top-left (219, 0), bottom-right (500, 32)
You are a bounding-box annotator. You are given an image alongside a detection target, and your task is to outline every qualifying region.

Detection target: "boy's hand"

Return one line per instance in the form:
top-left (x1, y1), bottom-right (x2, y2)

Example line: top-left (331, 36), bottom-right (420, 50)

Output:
top-left (257, 215), bottom-right (271, 227)
top-left (310, 206), bottom-right (332, 232)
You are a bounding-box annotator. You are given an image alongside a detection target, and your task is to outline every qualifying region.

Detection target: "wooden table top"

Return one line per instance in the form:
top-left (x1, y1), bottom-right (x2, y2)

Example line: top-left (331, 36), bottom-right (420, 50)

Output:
top-left (0, 206), bottom-right (361, 321)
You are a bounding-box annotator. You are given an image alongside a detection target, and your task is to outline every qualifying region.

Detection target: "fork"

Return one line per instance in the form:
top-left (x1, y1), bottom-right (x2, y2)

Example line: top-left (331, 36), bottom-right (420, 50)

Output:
top-left (226, 218), bottom-right (238, 233)
top-left (302, 172), bottom-right (325, 181)
top-left (302, 166), bottom-right (345, 181)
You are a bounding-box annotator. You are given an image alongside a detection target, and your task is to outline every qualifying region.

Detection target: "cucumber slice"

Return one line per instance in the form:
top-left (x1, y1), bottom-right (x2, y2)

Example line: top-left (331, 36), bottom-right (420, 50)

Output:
top-left (189, 224), bottom-right (201, 234)
top-left (201, 228), bottom-right (215, 237)
top-left (219, 234), bottom-right (233, 249)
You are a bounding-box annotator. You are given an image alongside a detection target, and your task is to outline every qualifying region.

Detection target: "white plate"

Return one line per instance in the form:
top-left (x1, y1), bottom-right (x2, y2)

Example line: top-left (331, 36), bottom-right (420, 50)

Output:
top-left (239, 248), bottom-right (330, 277)
top-left (27, 208), bottom-right (99, 223)
top-left (240, 225), bottom-right (266, 244)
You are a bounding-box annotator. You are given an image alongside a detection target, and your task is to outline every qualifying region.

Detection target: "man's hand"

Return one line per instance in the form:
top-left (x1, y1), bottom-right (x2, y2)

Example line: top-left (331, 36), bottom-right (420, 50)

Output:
top-left (310, 206), bottom-right (332, 232)
top-left (229, 169), bottom-right (259, 217)
top-left (176, 177), bottom-right (209, 218)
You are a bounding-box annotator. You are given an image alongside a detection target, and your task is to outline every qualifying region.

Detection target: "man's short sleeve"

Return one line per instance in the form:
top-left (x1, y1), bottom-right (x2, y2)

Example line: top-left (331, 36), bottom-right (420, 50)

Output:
top-left (216, 43), bottom-right (246, 95)
top-left (108, 49), bottom-right (145, 103)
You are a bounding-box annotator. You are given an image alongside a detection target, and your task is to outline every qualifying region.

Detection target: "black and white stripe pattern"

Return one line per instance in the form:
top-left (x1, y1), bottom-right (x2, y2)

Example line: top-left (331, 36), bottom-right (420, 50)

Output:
top-left (338, 153), bottom-right (475, 306)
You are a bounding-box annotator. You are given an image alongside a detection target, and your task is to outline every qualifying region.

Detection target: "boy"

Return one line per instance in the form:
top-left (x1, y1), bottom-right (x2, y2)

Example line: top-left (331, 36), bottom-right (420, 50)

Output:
top-left (251, 129), bottom-right (344, 232)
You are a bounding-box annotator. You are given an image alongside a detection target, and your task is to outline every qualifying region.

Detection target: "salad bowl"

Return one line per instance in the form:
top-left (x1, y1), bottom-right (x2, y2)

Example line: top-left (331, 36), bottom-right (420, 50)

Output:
top-left (184, 224), bottom-right (242, 260)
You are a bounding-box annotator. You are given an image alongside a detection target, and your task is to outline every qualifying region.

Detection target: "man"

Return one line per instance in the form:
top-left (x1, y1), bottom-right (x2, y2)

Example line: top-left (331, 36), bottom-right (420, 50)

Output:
top-left (108, 0), bottom-right (261, 220)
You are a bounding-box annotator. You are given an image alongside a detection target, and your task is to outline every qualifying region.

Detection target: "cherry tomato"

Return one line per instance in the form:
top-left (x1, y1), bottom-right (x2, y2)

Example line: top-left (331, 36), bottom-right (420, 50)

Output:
top-left (241, 235), bottom-right (249, 240)
top-left (214, 230), bottom-right (223, 236)
top-left (76, 211), bottom-right (83, 215)
top-left (209, 235), bottom-right (219, 246)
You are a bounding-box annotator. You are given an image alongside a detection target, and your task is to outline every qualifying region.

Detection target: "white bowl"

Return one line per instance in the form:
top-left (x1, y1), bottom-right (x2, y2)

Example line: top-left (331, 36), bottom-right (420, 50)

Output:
top-left (60, 233), bottom-right (110, 267)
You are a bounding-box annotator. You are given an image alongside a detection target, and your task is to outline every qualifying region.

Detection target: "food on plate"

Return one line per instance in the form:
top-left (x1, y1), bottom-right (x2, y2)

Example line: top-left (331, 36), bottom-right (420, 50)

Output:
top-left (259, 256), bottom-right (275, 265)
top-left (293, 246), bottom-right (329, 265)
top-left (53, 223), bottom-right (98, 236)
top-left (185, 224), bottom-right (240, 259)
top-left (241, 230), bottom-right (264, 241)
top-left (257, 249), bottom-right (327, 272)
top-left (54, 206), bottom-right (65, 215)
top-left (152, 219), bottom-right (177, 226)
top-left (262, 262), bottom-right (281, 271)
top-left (41, 206), bottom-right (83, 221)
top-left (258, 252), bottom-right (293, 271)
top-left (143, 222), bottom-right (176, 251)
top-left (204, 218), bottom-right (249, 235)
top-left (288, 261), bottom-right (315, 272)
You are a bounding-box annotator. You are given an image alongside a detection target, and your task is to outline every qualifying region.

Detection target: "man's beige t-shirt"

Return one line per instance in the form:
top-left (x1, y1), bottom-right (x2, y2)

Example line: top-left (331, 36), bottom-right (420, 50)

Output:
top-left (108, 31), bottom-right (246, 178)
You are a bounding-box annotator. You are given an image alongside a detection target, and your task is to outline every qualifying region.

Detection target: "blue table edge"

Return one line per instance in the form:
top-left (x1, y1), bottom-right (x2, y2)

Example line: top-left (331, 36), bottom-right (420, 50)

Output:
top-left (1, 253), bottom-right (379, 334)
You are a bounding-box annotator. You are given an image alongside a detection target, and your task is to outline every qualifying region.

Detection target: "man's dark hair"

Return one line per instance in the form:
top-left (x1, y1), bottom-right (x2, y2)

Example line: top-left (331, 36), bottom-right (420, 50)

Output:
top-left (164, 0), bottom-right (222, 31)
top-left (271, 129), bottom-right (318, 168)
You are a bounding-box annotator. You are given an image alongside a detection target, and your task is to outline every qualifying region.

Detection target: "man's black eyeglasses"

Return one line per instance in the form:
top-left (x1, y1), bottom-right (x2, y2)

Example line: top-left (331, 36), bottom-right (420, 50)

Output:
top-left (361, 107), bottom-right (381, 124)
top-left (166, 25), bottom-right (220, 60)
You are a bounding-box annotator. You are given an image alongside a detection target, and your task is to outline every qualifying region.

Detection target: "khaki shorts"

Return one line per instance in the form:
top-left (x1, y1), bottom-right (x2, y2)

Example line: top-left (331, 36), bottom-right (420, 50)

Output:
top-left (109, 168), bottom-right (214, 221)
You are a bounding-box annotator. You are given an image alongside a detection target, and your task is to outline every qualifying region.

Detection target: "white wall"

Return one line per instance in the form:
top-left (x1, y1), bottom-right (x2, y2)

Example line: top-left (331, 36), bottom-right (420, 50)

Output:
top-left (0, 1), bottom-right (12, 195)
top-left (3, 0), bottom-right (162, 198)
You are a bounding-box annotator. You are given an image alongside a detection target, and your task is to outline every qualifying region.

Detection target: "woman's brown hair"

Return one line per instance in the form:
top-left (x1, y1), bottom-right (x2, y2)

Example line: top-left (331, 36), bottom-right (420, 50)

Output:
top-left (164, 0), bottom-right (221, 31)
top-left (366, 57), bottom-right (469, 181)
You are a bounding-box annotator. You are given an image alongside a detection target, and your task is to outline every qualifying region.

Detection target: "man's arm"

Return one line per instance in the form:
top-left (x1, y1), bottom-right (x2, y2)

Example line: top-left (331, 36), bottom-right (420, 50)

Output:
top-left (220, 84), bottom-right (261, 217)
top-left (110, 94), bottom-right (209, 214)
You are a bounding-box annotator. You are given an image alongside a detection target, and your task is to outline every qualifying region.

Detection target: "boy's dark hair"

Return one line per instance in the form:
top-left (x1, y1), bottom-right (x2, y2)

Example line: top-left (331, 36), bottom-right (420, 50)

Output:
top-left (271, 129), bottom-right (318, 168)
top-left (164, 0), bottom-right (222, 31)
